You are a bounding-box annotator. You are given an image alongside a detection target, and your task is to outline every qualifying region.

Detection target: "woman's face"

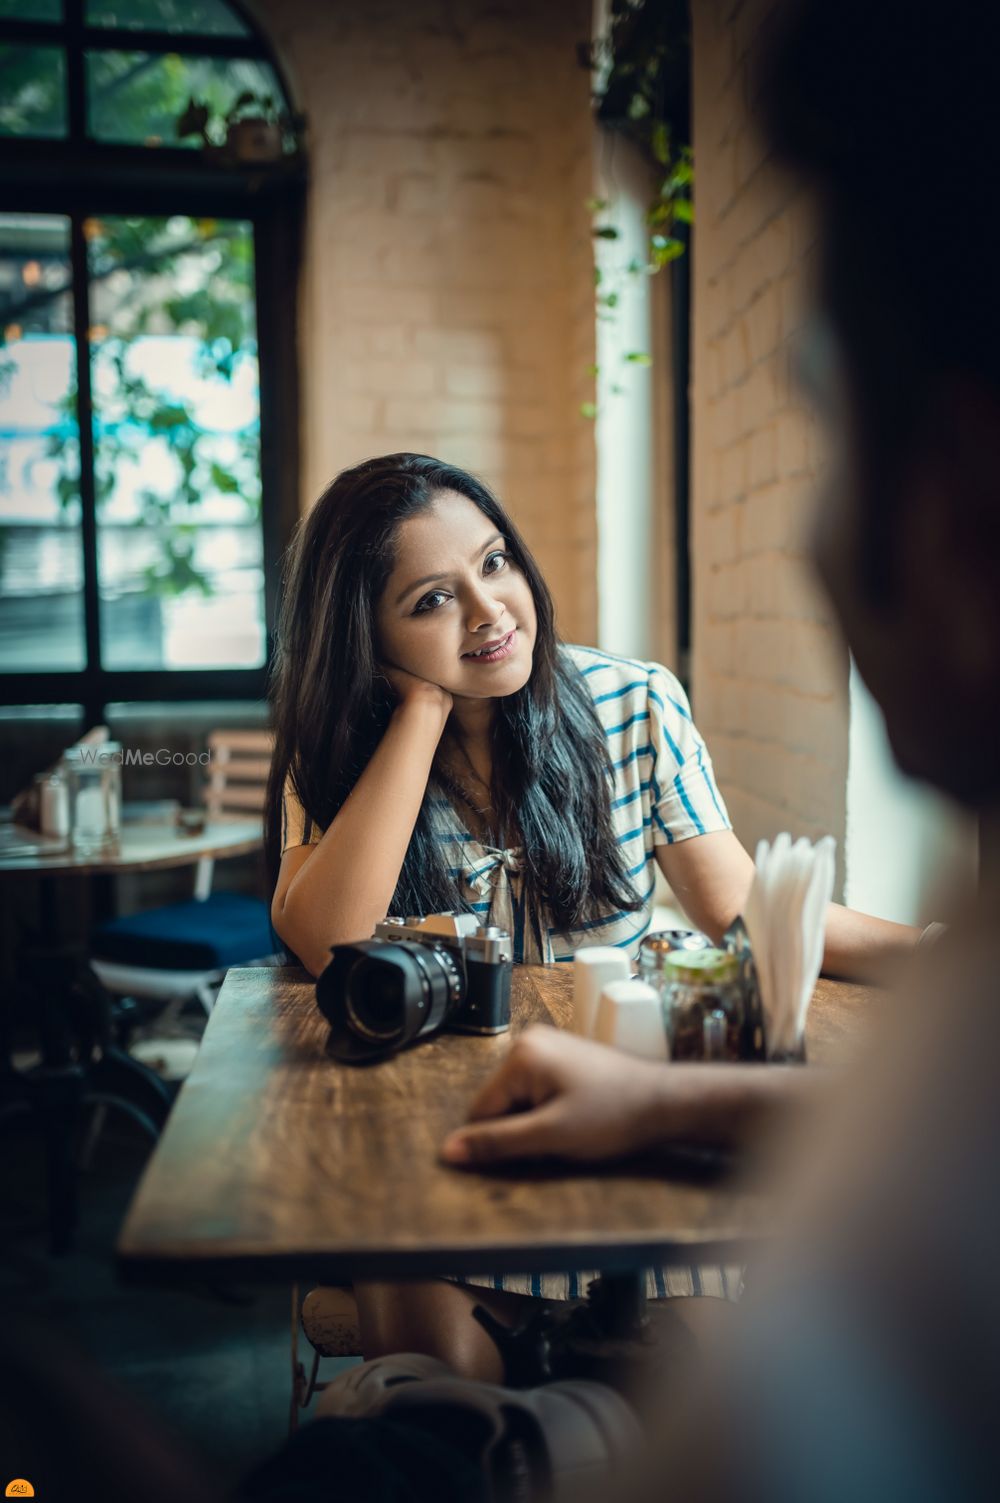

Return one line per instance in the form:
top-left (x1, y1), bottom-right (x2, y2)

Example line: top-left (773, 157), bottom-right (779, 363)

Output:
top-left (376, 489), bottom-right (537, 702)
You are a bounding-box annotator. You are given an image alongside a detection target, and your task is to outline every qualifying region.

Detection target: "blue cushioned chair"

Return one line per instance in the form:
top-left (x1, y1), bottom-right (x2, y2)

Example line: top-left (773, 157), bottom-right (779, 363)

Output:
top-left (90, 730), bottom-right (279, 1043)
top-left (94, 891), bottom-right (275, 972)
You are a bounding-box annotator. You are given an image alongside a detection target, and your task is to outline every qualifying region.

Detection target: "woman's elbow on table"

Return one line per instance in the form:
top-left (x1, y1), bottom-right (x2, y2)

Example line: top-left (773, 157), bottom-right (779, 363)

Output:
top-left (271, 893), bottom-right (383, 978)
top-left (270, 895), bottom-right (331, 979)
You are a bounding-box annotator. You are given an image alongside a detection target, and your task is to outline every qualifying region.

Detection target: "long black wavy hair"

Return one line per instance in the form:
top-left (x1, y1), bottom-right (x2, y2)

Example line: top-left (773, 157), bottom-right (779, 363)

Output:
top-left (265, 453), bottom-right (643, 951)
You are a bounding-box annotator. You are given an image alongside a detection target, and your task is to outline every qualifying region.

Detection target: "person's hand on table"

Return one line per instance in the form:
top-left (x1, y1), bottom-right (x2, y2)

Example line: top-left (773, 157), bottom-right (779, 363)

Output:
top-left (440, 1027), bottom-right (669, 1165)
top-left (440, 1026), bottom-right (818, 1168)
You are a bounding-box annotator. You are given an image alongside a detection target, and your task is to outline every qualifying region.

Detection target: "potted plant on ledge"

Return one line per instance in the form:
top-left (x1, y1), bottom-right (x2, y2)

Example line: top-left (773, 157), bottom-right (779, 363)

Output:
top-left (176, 91), bottom-right (306, 165)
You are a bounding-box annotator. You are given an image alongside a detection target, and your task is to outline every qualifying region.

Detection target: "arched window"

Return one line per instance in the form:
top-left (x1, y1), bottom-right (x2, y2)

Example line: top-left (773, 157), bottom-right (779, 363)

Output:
top-left (0, 0), bottom-right (303, 720)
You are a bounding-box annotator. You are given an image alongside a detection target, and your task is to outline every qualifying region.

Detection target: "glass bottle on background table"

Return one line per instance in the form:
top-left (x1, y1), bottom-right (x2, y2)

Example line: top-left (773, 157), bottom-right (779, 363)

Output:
top-left (64, 744), bottom-right (122, 856)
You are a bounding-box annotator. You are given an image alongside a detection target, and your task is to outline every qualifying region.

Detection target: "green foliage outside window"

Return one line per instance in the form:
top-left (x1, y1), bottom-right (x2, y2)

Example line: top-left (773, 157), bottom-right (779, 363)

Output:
top-left (83, 214), bottom-right (260, 599)
top-left (0, 45), bottom-right (67, 137)
top-left (0, 214), bottom-right (260, 603)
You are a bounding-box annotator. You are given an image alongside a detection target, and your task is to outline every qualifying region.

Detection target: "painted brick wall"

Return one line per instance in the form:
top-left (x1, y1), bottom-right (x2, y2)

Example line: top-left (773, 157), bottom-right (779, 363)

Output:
top-left (255, 0), bottom-right (598, 643)
top-left (690, 0), bottom-right (849, 881)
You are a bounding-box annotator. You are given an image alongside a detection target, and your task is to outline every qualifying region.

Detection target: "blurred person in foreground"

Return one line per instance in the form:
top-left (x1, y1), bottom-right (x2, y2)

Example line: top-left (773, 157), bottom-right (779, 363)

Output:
top-left (439, 0), bottom-right (1000, 1495)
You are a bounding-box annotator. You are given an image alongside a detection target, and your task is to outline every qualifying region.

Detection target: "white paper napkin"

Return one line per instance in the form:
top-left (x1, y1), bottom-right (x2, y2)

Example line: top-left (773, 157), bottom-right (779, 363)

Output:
top-left (742, 833), bottom-right (836, 1056)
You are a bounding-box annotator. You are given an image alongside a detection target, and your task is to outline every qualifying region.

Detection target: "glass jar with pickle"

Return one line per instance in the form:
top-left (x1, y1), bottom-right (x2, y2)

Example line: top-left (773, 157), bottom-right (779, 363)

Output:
top-left (660, 948), bottom-right (744, 1061)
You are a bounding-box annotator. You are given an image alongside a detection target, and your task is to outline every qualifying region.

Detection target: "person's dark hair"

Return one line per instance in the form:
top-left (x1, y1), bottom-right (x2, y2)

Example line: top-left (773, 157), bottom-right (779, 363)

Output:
top-left (757, 0), bottom-right (1000, 595)
top-left (760, 0), bottom-right (1000, 390)
top-left (265, 453), bottom-right (643, 956)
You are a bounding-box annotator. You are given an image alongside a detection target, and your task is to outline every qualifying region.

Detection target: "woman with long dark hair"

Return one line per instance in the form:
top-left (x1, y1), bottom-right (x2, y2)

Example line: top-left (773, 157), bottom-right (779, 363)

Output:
top-left (266, 452), bottom-right (916, 1377)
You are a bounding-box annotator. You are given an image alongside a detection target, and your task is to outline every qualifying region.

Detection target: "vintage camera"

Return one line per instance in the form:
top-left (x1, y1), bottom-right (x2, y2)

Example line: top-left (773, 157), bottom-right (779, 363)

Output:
top-left (317, 912), bottom-right (513, 1063)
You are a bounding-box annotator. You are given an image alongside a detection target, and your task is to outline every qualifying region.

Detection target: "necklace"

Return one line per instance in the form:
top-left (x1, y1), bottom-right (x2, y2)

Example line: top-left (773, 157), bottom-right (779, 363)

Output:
top-left (437, 765), bottom-right (493, 824)
top-left (438, 737), bottom-right (493, 815)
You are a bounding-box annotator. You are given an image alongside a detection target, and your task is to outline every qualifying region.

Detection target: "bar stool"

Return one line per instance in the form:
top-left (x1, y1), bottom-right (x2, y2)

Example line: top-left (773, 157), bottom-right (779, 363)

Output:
top-left (289, 1284), bottom-right (362, 1431)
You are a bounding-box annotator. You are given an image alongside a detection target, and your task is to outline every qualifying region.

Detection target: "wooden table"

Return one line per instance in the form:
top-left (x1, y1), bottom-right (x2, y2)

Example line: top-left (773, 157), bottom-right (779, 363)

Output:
top-left (0, 812), bottom-right (263, 874)
top-left (117, 965), bottom-right (879, 1286)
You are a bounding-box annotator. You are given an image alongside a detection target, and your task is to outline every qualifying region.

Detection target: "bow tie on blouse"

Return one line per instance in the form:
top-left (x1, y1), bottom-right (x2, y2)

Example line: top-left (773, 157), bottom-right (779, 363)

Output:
top-left (464, 845), bottom-right (523, 898)
top-left (460, 844), bottom-right (555, 964)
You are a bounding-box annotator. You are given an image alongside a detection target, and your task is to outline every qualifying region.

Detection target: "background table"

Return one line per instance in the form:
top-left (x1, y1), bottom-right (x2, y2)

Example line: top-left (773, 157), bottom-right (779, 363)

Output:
top-left (117, 964), bottom-right (880, 1285)
top-left (0, 811), bottom-right (263, 1251)
top-left (0, 812), bottom-right (263, 875)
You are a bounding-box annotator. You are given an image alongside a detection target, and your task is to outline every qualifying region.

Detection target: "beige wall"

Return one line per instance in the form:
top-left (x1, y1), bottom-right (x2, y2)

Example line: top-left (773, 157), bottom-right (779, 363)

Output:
top-left (690, 0), bottom-right (849, 884)
top-left (253, 0), bottom-right (599, 644)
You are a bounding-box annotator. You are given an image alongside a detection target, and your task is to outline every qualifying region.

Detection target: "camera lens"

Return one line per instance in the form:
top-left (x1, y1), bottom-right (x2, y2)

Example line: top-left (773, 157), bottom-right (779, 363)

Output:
top-left (344, 957), bottom-right (409, 1042)
top-left (318, 939), bottom-right (465, 1061)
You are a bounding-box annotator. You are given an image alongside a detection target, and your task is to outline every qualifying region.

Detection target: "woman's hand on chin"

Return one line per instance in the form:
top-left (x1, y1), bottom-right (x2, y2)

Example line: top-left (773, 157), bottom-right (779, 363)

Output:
top-left (379, 662), bottom-right (454, 717)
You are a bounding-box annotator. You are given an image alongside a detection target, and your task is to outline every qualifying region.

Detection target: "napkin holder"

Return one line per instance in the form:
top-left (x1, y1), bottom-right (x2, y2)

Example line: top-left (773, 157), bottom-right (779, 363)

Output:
top-left (720, 916), bottom-right (806, 1065)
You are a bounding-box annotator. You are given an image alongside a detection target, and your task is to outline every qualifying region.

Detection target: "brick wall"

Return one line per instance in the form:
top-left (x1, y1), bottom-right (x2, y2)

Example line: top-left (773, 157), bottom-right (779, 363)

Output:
top-left (255, 0), bottom-right (598, 643)
top-left (690, 0), bottom-right (849, 883)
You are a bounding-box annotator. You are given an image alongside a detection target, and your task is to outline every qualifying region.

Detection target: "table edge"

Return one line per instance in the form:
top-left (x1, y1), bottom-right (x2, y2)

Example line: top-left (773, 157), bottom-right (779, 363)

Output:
top-left (116, 1231), bottom-right (766, 1288)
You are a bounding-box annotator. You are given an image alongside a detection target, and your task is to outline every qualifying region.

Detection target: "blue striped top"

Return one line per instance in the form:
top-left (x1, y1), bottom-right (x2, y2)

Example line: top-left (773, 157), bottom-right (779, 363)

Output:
top-left (280, 644), bottom-right (731, 965)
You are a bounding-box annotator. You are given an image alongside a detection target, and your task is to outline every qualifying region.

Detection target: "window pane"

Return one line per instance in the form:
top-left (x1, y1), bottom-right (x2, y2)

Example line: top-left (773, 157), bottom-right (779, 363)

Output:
top-left (0, 705), bottom-right (86, 804)
top-left (85, 50), bottom-right (283, 147)
top-left (0, 1), bottom-right (62, 18)
top-left (0, 215), bottom-right (85, 673)
top-left (0, 45), bottom-right (67, 139)
top-left (85, 0), bottom-right (250, 36)
top-left (87, 215), bottom-right (265, 670)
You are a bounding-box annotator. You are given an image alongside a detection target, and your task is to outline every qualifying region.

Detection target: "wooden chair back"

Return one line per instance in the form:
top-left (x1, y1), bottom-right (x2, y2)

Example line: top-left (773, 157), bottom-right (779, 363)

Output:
top-left (194, 728), bottom-right (274, 900)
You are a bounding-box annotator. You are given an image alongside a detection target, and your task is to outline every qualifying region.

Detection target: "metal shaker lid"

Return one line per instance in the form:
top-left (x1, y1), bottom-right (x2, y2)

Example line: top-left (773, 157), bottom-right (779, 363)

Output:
top-left (638, 929), bottom-right (711, 969)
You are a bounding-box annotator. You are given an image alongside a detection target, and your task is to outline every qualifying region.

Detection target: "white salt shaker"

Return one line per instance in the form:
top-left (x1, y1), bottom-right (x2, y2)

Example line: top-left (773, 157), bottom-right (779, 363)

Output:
top-left (593, 979), bottom-right (670, 1061)
top-left (35, 767), bottom-right (70, 842)
top-left (572, 947), bottom-right (630, 1037)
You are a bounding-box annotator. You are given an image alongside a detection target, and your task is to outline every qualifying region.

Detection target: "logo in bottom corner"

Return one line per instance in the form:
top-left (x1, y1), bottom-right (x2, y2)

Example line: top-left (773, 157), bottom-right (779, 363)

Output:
top-left (5, 1483), bottom-right (35, 1498)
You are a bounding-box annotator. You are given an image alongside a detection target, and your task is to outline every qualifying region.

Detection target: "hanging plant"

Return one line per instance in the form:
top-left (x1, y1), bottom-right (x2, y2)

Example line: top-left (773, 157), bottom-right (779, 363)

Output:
top-left (578, 0), bottom-right (693, 415)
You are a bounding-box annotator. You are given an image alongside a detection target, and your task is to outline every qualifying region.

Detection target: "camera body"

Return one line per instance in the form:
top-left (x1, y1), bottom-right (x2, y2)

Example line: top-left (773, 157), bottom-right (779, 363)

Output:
top-left (317, 912), bottom-right (513, 1063)
top-left (374, 914), bottom-right (512, 1033)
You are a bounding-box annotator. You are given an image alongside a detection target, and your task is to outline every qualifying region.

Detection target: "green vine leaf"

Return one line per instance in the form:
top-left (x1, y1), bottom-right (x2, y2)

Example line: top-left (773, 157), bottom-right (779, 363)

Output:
top-left (210, 462), bottom-right (241, 494)
top-left (577, 0), bottom-right (693, 418)
top-left (651, 121), bottom-right (671, 164)
top-left (579, 401), bottom-right (598, 420)
top-left (651, 236), bottom-right (685, 267)
top-left (663, 161), bottom-right (694, 194)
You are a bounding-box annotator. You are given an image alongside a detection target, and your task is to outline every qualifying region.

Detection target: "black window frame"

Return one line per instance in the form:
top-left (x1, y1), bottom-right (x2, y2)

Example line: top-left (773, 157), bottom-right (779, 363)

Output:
top-left (0, 0), bottom-right (304, 723)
